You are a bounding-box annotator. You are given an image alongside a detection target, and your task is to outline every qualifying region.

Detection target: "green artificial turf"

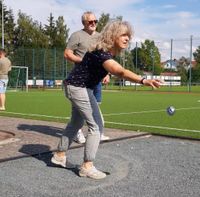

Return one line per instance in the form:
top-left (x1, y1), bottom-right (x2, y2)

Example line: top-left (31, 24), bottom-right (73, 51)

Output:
top-left (1, 89), bottom-right (200, 139)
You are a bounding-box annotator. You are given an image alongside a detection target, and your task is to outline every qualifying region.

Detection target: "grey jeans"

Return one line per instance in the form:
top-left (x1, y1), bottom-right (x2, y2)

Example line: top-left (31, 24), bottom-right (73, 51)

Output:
top-left (58, 85), bottom-right (104, 162)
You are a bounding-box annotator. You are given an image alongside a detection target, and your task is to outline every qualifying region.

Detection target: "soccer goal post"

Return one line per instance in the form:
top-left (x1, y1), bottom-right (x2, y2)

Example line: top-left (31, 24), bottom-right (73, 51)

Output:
top-left (8, 66), bottom-right (29, 92)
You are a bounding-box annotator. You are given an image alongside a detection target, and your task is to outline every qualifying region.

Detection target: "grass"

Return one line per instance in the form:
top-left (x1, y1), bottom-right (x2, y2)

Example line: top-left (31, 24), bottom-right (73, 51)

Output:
top-left (1, 89), bottom-right (200, 139)
top-left (103, 84), bottom-right (200, 93)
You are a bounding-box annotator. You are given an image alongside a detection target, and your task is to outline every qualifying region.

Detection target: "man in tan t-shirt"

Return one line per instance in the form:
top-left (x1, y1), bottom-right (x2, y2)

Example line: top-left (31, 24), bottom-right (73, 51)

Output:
top-left (64, 11), bottom-right (110, 143)
top-left (0, 48), bottom-right (12, 110)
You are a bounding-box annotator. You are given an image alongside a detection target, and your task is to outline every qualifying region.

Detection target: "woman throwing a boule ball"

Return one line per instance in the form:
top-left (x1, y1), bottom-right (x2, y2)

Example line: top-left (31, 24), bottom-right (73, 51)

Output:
top-left (51, 20), bottom-right (162, 180)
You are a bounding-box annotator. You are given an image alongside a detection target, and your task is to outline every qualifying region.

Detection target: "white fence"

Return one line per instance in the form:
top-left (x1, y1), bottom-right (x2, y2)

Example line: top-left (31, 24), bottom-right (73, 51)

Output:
top-left (125, 75), bottom-right (181, 86)
top-left (28, 79), bottom-right (63, 87)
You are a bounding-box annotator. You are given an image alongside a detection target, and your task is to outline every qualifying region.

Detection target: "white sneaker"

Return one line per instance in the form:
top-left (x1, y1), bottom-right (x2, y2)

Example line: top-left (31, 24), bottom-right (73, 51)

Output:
top-left (74, 129), bottom-right (86, 144)
top-left (79, 166), bottom-right (106, 179)
top-left (51, 152), bottom-right (76, 169)
top-left (51, 152), bottom-right (67, 168)
top-left (0, 107), bottom-right (5, 111)
top-left (101, 134), bottom-right (110, 141)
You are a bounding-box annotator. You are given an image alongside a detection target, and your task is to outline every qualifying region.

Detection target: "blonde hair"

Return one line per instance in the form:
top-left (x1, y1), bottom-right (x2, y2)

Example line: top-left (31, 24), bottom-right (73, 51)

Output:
top-left (93, 20), bottom-right (133, 54)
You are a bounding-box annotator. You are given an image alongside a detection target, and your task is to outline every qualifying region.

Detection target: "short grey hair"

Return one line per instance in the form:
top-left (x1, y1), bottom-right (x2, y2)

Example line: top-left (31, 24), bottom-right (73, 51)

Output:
top-left (81, 11), bottom-right (95, 25)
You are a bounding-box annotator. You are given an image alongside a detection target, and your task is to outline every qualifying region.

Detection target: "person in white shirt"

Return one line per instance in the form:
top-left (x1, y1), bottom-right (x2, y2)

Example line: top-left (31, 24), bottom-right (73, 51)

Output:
top-left (0, 48), bottom-right (11, 111)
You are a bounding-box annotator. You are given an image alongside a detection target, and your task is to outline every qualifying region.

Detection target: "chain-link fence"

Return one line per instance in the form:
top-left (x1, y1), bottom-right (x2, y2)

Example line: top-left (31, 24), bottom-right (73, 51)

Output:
top-left (8, 36), bottom-right (200, 92)
top-left (12, 48), bottom-right (68, 80)
top-left (8, 48), bottom-right (73, 89)
top-left (115, 36), bottom-right (200, 92)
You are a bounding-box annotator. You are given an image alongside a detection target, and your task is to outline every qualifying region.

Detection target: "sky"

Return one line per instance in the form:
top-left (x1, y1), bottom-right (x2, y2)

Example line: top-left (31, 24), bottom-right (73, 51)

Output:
top-left (3, 0), bottom-right (200, 61)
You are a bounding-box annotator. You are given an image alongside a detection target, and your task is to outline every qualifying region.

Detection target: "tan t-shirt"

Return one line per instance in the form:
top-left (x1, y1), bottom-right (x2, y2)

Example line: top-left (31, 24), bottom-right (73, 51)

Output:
top-left (0, 57), bottom-right (12, 79)
top-left (66, 29), bottom-right (100, 58)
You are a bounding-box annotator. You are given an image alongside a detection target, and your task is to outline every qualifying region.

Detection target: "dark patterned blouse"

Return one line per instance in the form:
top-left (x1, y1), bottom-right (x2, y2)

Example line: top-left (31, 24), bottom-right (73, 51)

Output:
top-left (65, 50), bottom-right (113, 89)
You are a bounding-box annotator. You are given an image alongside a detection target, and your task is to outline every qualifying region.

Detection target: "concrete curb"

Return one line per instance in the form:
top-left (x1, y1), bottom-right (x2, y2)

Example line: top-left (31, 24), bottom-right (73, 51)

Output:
top-left (0, 116), bottom-right (150, 162)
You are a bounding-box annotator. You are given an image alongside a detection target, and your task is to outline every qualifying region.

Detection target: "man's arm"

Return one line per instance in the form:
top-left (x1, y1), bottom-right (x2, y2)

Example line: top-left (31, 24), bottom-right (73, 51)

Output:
top-left (102, 74), bottom-right (110, 85)
top-left (64, 48), bottom-right (82, 63)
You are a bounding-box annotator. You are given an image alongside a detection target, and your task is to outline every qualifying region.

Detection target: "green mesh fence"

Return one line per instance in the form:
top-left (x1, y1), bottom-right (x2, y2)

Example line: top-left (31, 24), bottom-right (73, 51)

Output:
top-left (8, 66), bottom-right (28, 91)
top-left (9, 48), bottom-right (74, 88)
top-left (7, 45), bottom-right (200, 92)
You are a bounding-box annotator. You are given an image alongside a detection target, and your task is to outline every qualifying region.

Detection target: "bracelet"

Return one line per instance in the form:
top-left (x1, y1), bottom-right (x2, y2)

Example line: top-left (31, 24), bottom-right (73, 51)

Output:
top-left (140, 77), bottom-right (146, 84)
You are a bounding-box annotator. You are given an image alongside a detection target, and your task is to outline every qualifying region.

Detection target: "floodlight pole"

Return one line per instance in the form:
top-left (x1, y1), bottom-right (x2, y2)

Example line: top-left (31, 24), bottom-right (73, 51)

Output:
top-left (135, 41), bottom-right (138, 90)
top-left (26, 67), bottom-right (29, 92)
top-left (188, 35), bottom-right (193, 92)
top-left (1, 0), bottom-right (4, 49)
top-left (170, 39), bottom-right (173, 89)
top-left (150, 48), bottom-right (155, 78)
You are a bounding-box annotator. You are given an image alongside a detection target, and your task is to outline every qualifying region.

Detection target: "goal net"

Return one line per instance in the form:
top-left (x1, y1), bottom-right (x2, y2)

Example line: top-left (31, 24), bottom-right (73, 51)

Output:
top-left (7, 66), bottom-right (28, 92)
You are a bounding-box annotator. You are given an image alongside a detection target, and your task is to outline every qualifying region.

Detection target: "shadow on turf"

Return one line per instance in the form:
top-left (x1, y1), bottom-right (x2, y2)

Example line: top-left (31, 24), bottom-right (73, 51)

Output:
top-left (19, 144), bottom-right (80, 176)
top-left (17, 124), bottom-right (64, 138)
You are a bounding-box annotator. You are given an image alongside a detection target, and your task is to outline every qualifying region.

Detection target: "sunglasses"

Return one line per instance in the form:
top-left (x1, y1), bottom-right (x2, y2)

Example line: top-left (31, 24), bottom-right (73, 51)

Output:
top-left (87, 20), bottom-right (98, 25)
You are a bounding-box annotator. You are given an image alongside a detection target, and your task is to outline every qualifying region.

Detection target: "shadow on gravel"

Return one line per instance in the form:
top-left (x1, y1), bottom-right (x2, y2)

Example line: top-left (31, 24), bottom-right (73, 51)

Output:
top-left (17, 124), bottom-right (64, 137)
top-left (19, 144), bottom-right (80, 177)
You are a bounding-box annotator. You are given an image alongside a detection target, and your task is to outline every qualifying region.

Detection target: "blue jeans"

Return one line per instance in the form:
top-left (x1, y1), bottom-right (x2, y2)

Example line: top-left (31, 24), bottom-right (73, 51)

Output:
top-left (93, 82), bottom-right (102, 103)
top-left (0, 79), bottom-right (8, 93)
top-left (58, 85), bottom-right (104, 162)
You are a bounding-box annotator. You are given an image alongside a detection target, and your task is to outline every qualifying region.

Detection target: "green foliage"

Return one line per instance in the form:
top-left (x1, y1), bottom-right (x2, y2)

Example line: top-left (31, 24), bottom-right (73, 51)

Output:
top-left (1, 2), bottom-right (69, 51)
top-left (0, 2), bottom-right (16, 52)
top-left (193, 46), bottom-right (200, 63)
top-left (2, 1), bottom-right (200, 84)
top-left (131, 47), bottom-right (145, 71)
top-left (176, 56), bottom-right (190, 83)
top-left (192, 47), bottom-right (200, 82)
top-left (154, 63), bottom-right (163, 75)
top-left (54, 16), bottom-right (69, 48)
top-left (117, 50), bottom-right (135, 72)
top-left (131, 39), bottom-right (162, 74)
top-left (191, 63), bottom-right (200, 83)
top-left (124, 50), bottom-right (135, 71)
top-left (15, 12), bottom-right (49, 48)
top-left (10, 48), bottom-right (67, 80)
top-left (44, 13), bottom-right (56, 47)
top-left (96, 13), bottom-right (110, 32)
top-left (8, 67), bottom-right (27, 88)
top-left (45, 14), bottom-right (69, 48)
top-left (96, 13), bottom-right (123, 33)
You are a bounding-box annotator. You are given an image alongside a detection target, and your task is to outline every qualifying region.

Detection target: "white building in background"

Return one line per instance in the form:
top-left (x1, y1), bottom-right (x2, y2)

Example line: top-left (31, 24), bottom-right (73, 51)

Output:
top-left (125, 72), bottom-right (181, 86)
top-left (161, 59), bottom-right (178, 71)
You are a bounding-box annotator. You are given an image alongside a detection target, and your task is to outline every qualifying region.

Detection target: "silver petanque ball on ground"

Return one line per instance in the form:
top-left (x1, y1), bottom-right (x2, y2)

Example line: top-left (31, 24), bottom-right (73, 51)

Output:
top-left (166, 106), bottom-right (176, 116)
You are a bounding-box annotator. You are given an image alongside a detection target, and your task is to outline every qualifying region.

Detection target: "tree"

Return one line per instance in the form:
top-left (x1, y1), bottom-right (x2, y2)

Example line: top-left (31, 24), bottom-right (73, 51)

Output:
top-left (44, 14), bottom-right (69, 48)
top-left (192, 46), bottom-right (200, 83)
top-left (176, 56), bottom-right (189, 83)
top-left (191, 64), bottom-right (200, 83)
top-left (96, 13), bottom-right (123, 33)
top-left (131, 47), bottom-right (146, 71)
top-left (96, 13), bottom-right (110, 32)
top-left (0, 2), bottom-right (16, 52)
top-left (44, 13), bottom-right (56, 47)
top-left (193, 46), bottom-right (200, 63)
top-left (54, 16), bottom-right (69, 48)
top-left (131, 39), bottom-right (162, 75)
top-left (5, 9), bottom-right (16, 52)
top-left (123, 49), bottom-right (135, 71)
top-left (15, 11), bottom-right (49, 48)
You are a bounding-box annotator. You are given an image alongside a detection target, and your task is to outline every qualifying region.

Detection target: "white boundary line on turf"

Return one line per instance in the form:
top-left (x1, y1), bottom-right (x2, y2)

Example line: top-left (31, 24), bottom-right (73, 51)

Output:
top-left (103, 106), bottom-right (200, 116)
top-left (1, 111), bottom-right (70, 120)
top-left (105, 121), bottom-right (200, 133)
top-left (1, 111), bottom-right (200, 133)
top-left (103, 109), bottom-right (165, 116)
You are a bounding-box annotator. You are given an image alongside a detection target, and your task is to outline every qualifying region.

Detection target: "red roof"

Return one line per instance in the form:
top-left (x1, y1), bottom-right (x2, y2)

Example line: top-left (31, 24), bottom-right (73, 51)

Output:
top-left (191, 60), bottom-right (197, 67)
top-left (160, 72), bottom-right (178, 76)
